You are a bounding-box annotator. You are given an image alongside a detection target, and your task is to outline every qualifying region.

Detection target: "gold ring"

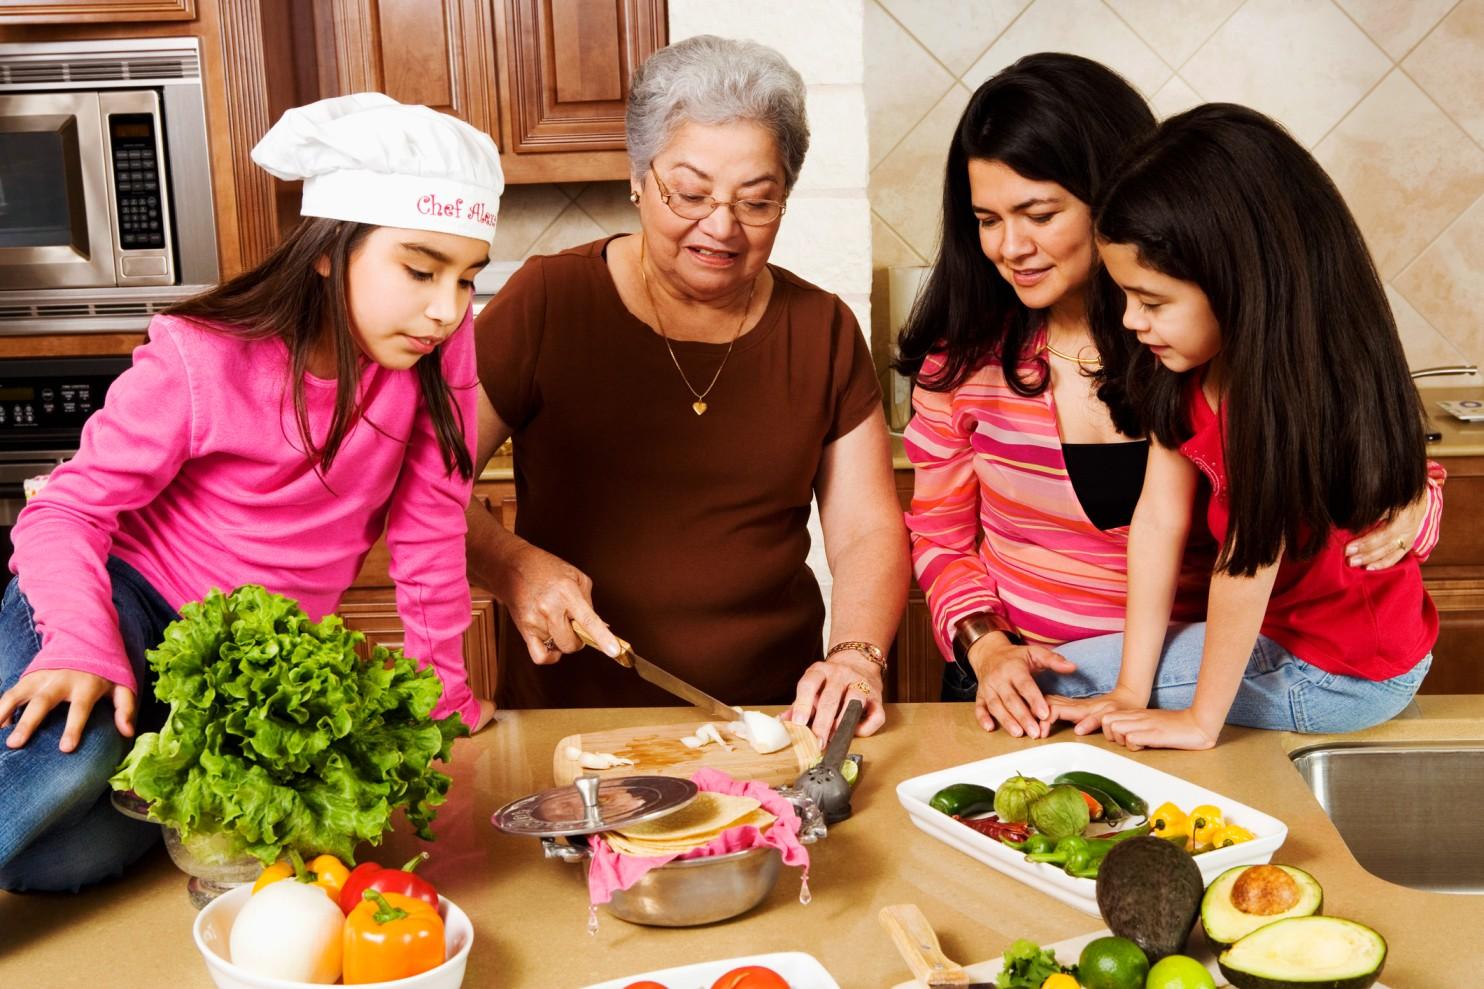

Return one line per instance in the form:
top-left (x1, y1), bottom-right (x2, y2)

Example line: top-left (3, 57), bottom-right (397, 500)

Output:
top-left (542, 637), bottom-right (558, 651)
top-left (853, 680), bottom-right (873, 696)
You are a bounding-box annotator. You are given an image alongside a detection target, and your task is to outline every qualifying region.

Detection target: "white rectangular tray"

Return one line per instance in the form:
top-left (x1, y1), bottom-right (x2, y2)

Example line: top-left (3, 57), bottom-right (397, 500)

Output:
top-left (895, 742), bottom-right (1287, 916)
top-left (889, 927), bottom-right (1392, 989)
top-left (582, 951), bottom-right (839, 989)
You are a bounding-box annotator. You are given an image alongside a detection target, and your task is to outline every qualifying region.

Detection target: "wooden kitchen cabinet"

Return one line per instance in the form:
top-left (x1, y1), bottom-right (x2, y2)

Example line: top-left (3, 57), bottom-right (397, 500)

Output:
top-left (344, 478), bottom-right (514, 703)
top-left (0, 0), bottom-right (195, 24)
top-left (322, 0), bottom-right (667, 183)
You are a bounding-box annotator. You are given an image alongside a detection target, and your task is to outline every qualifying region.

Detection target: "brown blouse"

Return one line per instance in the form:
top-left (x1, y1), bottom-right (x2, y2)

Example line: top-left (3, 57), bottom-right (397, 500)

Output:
top-left (476, 236), bottom-right (881, 709)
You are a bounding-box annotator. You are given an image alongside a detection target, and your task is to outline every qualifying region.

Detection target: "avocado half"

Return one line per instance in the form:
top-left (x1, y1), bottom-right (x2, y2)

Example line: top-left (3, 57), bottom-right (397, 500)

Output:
top-left (1202, 864), bottom-right (1323, 951)
top-left (1218, 916), bottom-right (1386, 989)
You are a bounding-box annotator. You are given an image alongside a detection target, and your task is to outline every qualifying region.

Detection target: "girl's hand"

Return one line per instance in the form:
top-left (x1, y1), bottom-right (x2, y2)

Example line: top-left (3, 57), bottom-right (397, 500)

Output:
top-left (1346, 494), bottom-right (1426, 569)
top-left (503, 541), bottom-right (621, 665)
top-left (0, 669), bottom-right (135, 752)
top-left (1100, 706), bottom-right (1219, 751)
top-left (787, 653), bottom-right (886, 744)
top-left (1047, 685), bottom-right (1146, 736)
top-left (968, 638), bottom-right (1077, 738)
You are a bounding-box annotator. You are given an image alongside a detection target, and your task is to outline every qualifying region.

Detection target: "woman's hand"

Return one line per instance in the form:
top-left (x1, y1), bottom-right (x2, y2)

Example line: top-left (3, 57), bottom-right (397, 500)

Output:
top-left (500, 541), bottom-right (621, 665)
top-left (1046, 684), bottom-right (1146, 737)
top-left (968, 635), bottom-right (1077, 738)
top-left (787, 651), bottom-right (886, 744)
top-left (1346, 494), bottom-right (1426, 569)
top-left (0, 668), bottom-right (134, 752)
top-left (1099, 707), bottom-right (1219, 751)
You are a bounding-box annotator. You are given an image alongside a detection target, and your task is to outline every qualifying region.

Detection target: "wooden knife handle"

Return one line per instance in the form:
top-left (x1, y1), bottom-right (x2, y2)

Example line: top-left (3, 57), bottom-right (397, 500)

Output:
top-left (569, 619), bottom-right (633, 667)
top-left (878, 903), bottom-right (970, 987)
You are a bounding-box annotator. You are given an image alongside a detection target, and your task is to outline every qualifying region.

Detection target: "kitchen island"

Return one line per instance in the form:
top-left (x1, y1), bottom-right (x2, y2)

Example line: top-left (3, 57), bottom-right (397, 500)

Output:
top-left (3, 698), bottom-right (1481, 987)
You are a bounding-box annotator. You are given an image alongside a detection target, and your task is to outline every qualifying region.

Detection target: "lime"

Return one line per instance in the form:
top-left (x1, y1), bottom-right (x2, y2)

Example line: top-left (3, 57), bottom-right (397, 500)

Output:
top-left (841, 757), bottom-right (859, 785)
top-left (1077, 935), bottom-right (1149, 989)
top-left (1145, 954), bottom-right (1216, 989)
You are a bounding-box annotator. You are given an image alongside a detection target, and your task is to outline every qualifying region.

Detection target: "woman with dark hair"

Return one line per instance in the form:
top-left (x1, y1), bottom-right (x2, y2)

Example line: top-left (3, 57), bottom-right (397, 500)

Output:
top-left (1061, 103), bottom-right (1435, 749)
top-left (898, 54), bottom-right (1440, 740)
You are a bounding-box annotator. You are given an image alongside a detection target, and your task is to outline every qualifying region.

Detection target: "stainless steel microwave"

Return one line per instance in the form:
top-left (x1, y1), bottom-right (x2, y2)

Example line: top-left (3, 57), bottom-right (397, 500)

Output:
top-left (0, 38), bottom-right (218, 332)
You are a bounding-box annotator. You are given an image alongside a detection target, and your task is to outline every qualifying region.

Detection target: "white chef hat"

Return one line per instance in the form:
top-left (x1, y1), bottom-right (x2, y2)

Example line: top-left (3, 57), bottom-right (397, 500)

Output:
top-left (251, 93), bottom-right (504, 246)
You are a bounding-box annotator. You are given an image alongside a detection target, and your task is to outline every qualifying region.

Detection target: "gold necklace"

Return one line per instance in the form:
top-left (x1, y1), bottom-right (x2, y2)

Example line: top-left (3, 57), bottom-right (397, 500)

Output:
top-left (639, 238), bottom-right (755, 415)
top-left (1044, 337), bottom-right (1102, 366)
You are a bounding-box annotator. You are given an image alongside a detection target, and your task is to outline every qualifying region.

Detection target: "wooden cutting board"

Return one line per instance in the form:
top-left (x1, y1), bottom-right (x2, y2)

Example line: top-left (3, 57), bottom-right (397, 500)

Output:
top-left (552, 720), bottom-right (822, 787)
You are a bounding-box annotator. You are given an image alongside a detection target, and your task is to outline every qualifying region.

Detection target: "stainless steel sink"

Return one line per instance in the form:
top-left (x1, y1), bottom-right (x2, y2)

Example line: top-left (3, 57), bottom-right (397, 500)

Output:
top-left (1290, 741), bottom-right (1484, 894)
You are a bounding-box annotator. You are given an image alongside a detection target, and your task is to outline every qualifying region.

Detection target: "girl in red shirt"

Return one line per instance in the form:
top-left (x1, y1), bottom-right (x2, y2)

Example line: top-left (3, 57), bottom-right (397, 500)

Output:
top-left (1057, 103), bottom-right (1436, 750)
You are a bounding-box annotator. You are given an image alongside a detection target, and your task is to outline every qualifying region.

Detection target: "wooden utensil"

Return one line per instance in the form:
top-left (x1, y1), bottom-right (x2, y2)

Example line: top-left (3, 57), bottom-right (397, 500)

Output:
top-left (552, 719), bottom-right (820, 787)
top-left (879, 904), bottom-right (993, 989)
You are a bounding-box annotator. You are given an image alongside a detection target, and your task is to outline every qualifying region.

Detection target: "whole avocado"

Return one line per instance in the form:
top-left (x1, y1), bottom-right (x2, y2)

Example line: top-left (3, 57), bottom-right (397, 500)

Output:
top-left (1095, 835), bottom-right (1204, 963)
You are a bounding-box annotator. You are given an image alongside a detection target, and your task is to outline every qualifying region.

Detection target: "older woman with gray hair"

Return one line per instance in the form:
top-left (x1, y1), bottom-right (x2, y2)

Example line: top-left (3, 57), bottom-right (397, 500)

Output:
top-left (468, 35), bottom-right (908, 739)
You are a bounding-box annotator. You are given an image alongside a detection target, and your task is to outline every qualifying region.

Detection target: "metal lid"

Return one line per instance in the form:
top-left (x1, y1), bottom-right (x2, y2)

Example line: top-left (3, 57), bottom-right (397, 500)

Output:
top-left (490, 774), bottom-right (699, 838)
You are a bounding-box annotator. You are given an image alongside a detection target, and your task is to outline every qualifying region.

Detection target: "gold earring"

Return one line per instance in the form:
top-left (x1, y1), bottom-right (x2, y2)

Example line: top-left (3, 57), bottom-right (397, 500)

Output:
top-left (629, 190), bottom-right (640, 204)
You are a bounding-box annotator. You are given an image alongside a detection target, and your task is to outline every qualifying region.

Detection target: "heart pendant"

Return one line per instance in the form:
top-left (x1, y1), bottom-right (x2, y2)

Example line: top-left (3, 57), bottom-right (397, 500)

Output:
top-left (692, 401), bottom-right (708, 415)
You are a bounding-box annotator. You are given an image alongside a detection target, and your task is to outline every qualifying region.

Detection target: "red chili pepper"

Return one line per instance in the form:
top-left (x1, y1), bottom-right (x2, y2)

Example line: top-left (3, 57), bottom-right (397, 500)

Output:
top-left (339, 852), bottom-right (439, 915)
top-left (953, 814), bottom-right (1033, 842)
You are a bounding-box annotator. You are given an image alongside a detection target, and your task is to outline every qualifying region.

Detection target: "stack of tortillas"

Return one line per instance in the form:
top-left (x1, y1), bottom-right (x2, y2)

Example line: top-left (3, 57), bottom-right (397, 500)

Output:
top-left (603, 791), bottom-right (775, 857)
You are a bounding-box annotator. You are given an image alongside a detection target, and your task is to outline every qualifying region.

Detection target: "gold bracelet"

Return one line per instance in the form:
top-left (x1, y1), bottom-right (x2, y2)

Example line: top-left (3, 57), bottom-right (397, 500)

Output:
top-left (826, 640), bottom-right (887, 672)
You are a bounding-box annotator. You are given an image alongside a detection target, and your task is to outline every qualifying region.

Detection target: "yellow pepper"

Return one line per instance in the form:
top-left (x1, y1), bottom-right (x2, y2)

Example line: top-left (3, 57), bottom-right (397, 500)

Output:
top-left (1150, 802), bottom-right (1190, 844)
top-left (251, 849), bottom-right (351, 903)
top-left (1189, 804), bottom-right (1225, 851)
top-left (1210, 823), bottom-right (1255, 848)
top-left (343, 889), bottom-right (445, 985)
top-left (1040, 975), bottom-right (1080, 989)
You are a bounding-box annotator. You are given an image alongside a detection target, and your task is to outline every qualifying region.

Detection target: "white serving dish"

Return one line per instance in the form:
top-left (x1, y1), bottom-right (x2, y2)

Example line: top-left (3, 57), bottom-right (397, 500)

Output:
top-left (194, 884), bottom-right (474, 989)
top-left (582, 950), bottom-right (839, 989)
top-left (888, 927), bottom-right (1393, 989)
top-left (896, 741), bottom-right (1287, 916)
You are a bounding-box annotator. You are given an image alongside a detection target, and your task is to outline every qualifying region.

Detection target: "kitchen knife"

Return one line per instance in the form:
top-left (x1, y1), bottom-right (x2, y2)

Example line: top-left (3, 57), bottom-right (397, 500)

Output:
top-left (569, 619), bottom-right (737, 722)
top-left (879, 904), bottom-right (993, 989)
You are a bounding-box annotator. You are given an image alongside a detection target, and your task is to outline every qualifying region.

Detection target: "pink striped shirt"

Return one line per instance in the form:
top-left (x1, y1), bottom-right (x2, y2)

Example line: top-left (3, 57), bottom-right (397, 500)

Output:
top-left (903, 348), bottom-right (1445, 663)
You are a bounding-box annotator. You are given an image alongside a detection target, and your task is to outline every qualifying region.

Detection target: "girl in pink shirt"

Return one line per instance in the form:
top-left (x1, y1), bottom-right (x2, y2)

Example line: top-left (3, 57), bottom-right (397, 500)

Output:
top-left (0, 94), bottom-right (502, 891)
top-left (1063, 104), bottom-right (1436, 750)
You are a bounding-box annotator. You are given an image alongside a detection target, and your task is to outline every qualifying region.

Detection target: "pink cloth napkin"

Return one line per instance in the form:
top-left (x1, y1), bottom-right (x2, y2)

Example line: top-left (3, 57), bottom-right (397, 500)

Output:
top-left (586, 768), bottom-right (810, 905)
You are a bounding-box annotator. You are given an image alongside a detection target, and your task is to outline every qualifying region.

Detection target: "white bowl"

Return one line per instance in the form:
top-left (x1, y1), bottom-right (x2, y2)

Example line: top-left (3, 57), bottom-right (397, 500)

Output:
top-left (193, 884), bottom-right (474, 989)
top-left (896, 741), bottom-right (1287, 916)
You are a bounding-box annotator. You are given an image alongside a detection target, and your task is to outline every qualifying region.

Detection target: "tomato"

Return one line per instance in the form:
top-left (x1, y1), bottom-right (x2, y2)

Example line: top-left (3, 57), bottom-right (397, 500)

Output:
top-left (621, 983), bottom-right (668, 989)
top-left (710, 966), bottom-right (790, 989)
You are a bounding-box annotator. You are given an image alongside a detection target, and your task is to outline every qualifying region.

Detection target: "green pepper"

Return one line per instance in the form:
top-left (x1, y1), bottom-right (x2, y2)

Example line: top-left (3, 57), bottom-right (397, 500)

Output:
top-left (1026, 834), bottom-right (1092, 868)
top-left (1001, 832), bottom-right (1059, 855)
top-left (929, 782), bottom-right (997, 818)
top-left (1025, 824), bottom-right (1152, 879)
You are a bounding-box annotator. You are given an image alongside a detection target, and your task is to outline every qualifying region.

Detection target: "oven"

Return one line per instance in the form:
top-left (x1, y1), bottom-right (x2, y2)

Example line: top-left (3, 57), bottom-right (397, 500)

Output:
top-left (0, 355), bottom-right (132, 570)
top-left (0, 37), bottom-right (218, 333)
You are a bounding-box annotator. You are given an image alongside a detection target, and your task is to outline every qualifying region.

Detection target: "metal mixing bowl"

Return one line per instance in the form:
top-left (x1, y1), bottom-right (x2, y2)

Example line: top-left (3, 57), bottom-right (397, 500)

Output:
top-left (604, 845), bottom-right (783, 927)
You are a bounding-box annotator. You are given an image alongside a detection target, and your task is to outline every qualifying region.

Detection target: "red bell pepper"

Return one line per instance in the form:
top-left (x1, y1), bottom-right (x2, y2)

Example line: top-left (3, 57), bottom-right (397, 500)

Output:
top-left (339, 852), bottom-right (439, 914)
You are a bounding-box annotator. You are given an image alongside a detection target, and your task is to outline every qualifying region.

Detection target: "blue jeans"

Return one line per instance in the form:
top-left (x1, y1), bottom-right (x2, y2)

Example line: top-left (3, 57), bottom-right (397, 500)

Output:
top-left (0, 557), bottom-right (176, 892)
top-left (944, 622), bottom-right (1431, 733)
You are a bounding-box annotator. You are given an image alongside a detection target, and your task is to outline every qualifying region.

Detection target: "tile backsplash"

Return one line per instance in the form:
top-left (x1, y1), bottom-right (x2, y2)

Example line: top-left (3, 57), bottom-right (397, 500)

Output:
top-left (867, 0), bottom-right (1484, 388)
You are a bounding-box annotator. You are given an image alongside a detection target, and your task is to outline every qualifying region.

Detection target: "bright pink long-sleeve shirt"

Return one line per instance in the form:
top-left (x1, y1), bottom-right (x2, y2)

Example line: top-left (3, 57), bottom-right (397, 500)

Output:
top-left (10, 312), bottom-right (479, 727)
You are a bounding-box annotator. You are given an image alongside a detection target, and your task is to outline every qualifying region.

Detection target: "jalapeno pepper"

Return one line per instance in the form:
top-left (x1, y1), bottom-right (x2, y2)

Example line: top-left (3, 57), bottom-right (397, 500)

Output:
top-left (1001, 832), bottom-right (1060, 855)
top-left (339, 852), bottom-right (439, 914)
top-left (343, 889), bottom-right (445, 985)
top-left (251, 849), bottom-right (350, 903)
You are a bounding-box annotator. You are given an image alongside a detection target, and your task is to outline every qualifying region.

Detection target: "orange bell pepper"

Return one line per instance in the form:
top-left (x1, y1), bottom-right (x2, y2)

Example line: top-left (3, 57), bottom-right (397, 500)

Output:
top-left (251, 849), bottom-right (350, 903)
top-left (343, 889), bottom-right (445, 985)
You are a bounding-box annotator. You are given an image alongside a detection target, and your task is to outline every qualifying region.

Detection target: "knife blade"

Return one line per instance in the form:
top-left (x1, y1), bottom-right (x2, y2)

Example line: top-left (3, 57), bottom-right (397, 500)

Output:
top-left (879, 904), bottom-right (994, 988)
top-left (569, 620), bottom-right (737, 722)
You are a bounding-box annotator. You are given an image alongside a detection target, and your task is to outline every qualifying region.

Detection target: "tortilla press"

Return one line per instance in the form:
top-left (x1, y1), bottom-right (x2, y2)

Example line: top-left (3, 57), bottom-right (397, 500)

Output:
top-left (791, 698), bottom-right (864, 824)
top-left (490, 773), bottom-right (826, 929)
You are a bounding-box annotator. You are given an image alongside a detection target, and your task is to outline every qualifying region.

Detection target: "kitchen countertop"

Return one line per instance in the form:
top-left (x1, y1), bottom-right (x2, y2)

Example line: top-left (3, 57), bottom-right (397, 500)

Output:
top-left (4, 698), bottom-right (1482, 986)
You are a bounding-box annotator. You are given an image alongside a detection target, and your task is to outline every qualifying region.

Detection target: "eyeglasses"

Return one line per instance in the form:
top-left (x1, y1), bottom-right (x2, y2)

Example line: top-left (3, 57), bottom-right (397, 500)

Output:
top-left (649, 166), bottom-right (786, 226)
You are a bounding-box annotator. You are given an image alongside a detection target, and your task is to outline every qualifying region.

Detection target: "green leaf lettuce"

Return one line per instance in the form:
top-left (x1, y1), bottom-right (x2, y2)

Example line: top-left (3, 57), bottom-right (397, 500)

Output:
top-left (111, 585), bottom-right (467, 865)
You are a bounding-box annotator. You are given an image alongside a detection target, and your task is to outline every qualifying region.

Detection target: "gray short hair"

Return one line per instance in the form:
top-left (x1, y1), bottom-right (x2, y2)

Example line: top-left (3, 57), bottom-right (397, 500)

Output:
top-left (626, 35), bottom-right (810, 193)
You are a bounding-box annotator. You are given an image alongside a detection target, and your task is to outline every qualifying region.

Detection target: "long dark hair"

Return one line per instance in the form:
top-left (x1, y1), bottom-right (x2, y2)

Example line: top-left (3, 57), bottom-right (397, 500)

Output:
top-left (166, 217), bottom-right (474, 481)
top-left (1094, 103), bottom-right (1426, 576)
top-left (894, 52), bottom-right (1155, 433)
